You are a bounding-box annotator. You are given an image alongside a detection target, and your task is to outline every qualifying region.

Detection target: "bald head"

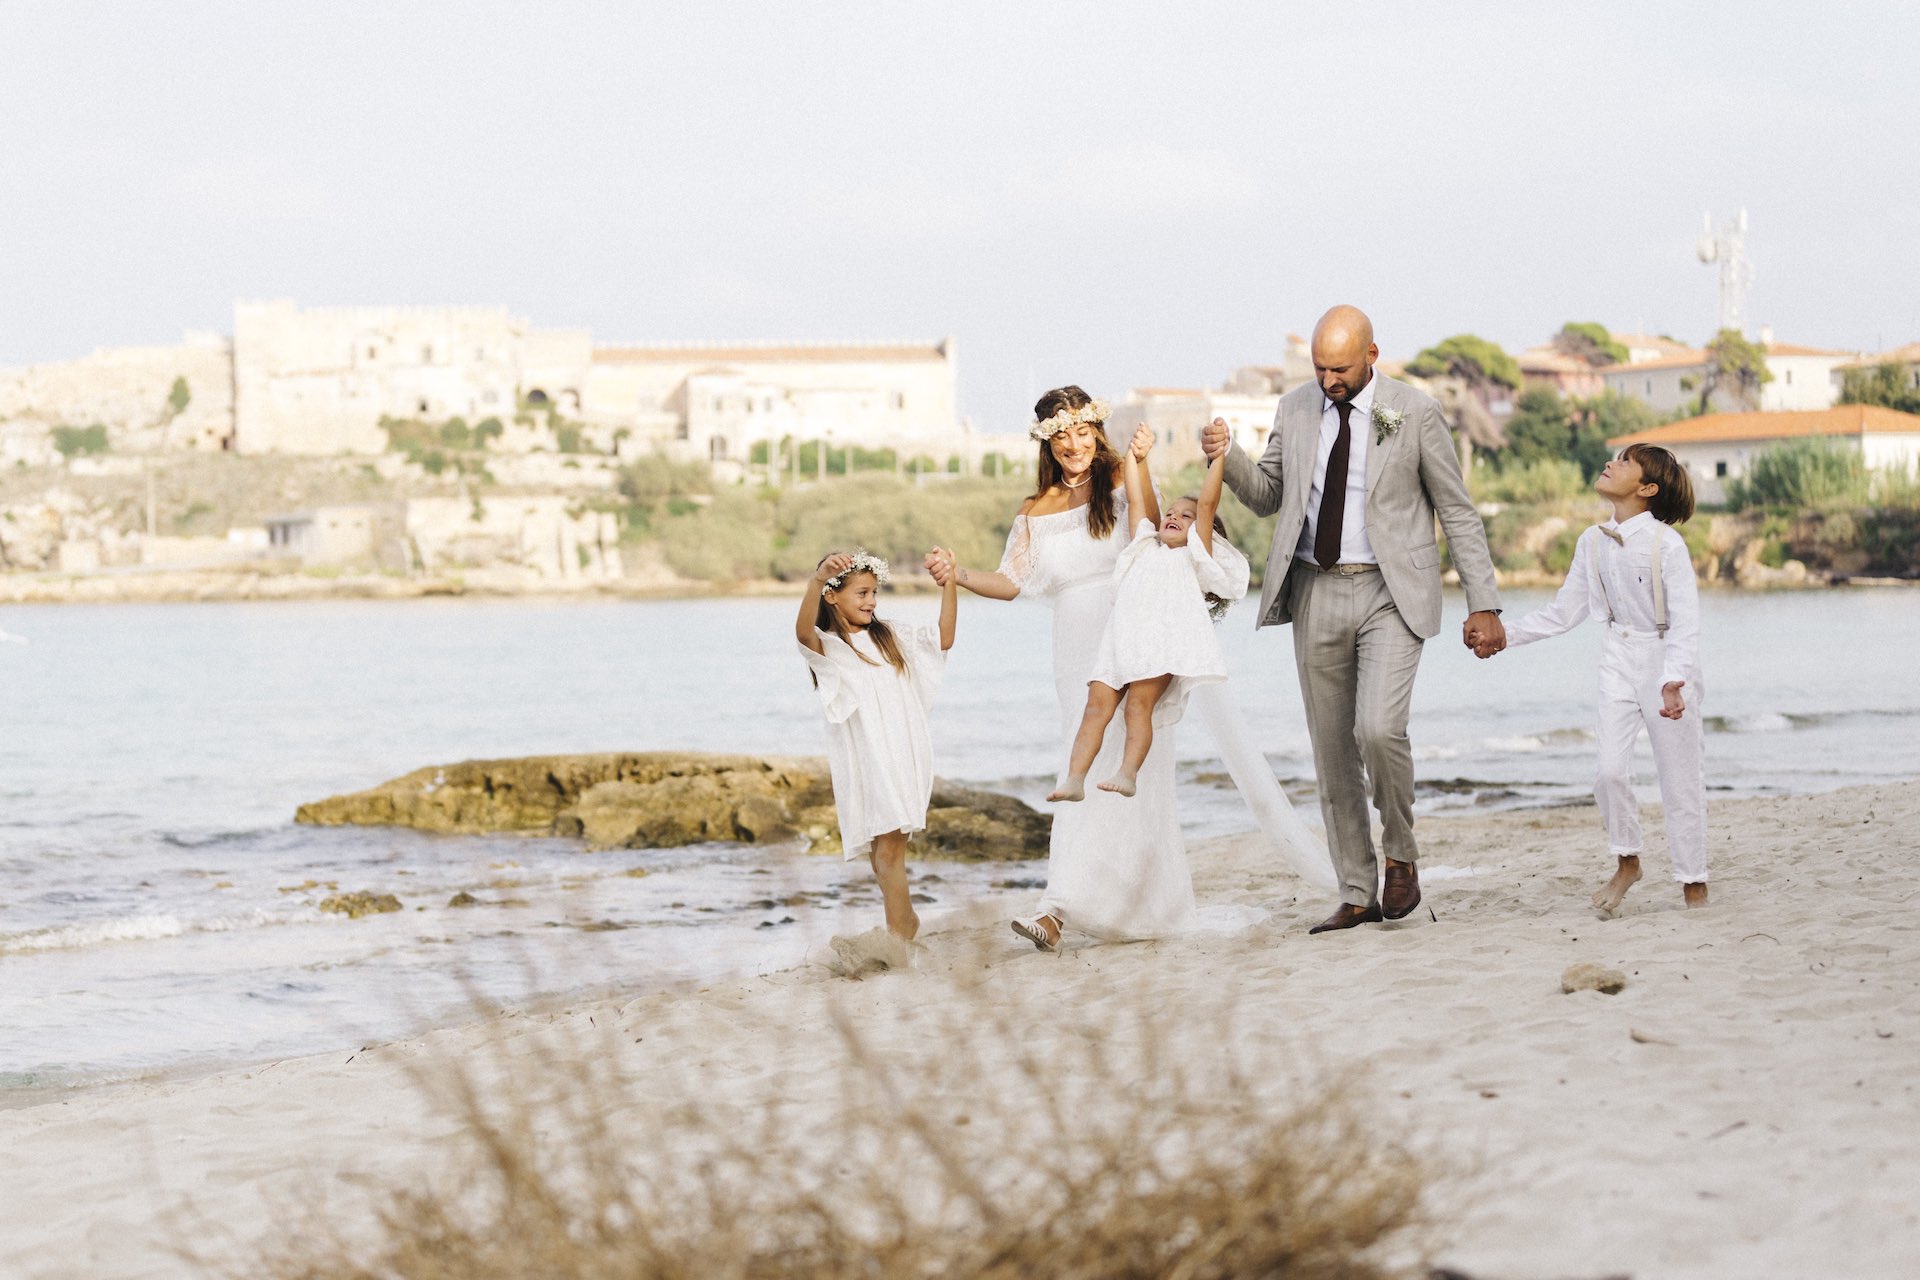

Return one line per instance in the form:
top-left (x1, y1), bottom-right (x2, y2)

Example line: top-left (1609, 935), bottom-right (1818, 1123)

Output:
top-left (1310, 305), bottom-right (1377, 404)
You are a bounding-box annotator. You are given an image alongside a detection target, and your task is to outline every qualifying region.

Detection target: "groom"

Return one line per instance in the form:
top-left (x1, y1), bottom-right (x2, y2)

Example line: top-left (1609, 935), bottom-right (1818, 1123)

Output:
top-left (1201, 305), bottom-right (1504, 933)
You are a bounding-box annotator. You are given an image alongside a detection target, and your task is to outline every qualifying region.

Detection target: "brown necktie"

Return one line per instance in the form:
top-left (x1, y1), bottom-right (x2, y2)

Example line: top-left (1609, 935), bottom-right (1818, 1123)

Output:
top-left (1314, 401), bottom-right (1353, 568)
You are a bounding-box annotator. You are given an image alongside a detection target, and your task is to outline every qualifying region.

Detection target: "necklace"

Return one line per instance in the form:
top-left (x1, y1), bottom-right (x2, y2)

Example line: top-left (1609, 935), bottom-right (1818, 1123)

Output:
top-left (1061, 473), bottom-right (1090, 490)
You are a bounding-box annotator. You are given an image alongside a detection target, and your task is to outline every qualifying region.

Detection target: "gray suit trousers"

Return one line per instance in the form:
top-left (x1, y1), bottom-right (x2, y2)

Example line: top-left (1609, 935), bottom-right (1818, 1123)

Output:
top-left (1288, 566), bottom-right (1424, 907)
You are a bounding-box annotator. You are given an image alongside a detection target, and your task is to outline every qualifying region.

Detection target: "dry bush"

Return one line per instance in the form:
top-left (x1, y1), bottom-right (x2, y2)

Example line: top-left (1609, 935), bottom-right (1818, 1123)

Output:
top-left (221, 973), bottom-right (1438, 1280)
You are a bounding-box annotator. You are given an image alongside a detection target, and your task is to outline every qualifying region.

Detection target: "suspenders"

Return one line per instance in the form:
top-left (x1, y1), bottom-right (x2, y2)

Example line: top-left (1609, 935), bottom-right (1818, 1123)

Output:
top-left (1594, 524), bottom-right (1669, 637)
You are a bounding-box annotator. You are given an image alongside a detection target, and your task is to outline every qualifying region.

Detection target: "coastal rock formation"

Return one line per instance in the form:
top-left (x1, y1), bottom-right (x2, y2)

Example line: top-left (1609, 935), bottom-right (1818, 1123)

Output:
top-left (318, 891), bottom-right (403, 918)
top-left (295, 752), bottom-right (1050, 860)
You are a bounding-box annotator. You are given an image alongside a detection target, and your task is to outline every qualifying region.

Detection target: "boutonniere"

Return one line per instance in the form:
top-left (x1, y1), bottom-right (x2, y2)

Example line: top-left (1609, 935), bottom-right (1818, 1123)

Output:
top-left (1371, 405), bottom-right (1405, 446)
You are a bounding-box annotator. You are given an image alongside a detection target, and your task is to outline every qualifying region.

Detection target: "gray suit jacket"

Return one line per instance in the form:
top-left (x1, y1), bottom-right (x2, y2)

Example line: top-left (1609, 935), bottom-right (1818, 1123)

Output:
top-left (1222, 373), bottom-right (1500, 639)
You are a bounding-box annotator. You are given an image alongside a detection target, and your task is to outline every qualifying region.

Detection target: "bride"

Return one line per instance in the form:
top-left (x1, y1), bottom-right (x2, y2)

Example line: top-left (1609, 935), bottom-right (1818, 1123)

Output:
top-left (928, 387), bottom-right (1332, 952)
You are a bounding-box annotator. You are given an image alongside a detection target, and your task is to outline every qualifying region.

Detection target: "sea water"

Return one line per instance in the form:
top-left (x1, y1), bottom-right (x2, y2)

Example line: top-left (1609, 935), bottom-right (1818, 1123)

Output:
top-left (1, 588), bottom-right (1915, 1092)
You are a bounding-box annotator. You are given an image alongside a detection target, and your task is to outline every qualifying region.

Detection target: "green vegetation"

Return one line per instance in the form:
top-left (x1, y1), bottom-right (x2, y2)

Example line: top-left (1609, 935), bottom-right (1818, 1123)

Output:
top-left (1474, 456), bottom-right (1589, 506)
top-left (1405, 333), bottom-right (1522, 391)
top-left (1838, 361), bottom-right (1920, 414)
top-left (166, 376), bottom-right (191, 416)
top-left (1725, 437), bottom-right (1870, 510)
top-left (51, 424), bottom-right (110, 458)
top-left (1687, 328), bottom-right (1772, 414)
top-left (1553, 321), bottom-right (1628, 366)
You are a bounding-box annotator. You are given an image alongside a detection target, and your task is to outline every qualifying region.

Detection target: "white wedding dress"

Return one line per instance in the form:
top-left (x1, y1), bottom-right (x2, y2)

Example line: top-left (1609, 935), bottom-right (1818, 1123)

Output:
top-left (999, 491), bottom-right (1333, 942)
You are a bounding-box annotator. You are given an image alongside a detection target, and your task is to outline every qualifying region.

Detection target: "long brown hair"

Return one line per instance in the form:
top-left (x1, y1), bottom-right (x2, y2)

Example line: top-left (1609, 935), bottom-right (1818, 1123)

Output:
top-left (814, 564), bottom-right (907, 676)
top-left (1620, 443), bottom-right (1695, 525)
top-left (1031, 385), bottom-right (1123, 539)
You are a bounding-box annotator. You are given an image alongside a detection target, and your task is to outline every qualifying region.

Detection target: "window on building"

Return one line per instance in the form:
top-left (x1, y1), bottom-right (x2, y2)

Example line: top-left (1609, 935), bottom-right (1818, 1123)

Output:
top-left (418, 399), bottom-right (430, 414)
top-left (421, 345), bottom-right (434, 363)
top-left (1785, 369), bottom-right (1793, 385)
top-left (675, 421), bottom-right (689, 441)
top-left (709, 436), bottom-right (730, 460)
top-left (895, 393), bottom-right (905, 410)
top-left (366, 346), bottom-right (378, 360)
top-left (1715, 461), bottom-right (1728, 477)
top-left (1645, 378), bottom-right (1653, 395)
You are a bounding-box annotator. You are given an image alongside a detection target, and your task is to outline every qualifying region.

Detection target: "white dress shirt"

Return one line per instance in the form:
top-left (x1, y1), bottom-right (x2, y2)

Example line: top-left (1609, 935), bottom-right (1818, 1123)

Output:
top-left (1505, 511), bottom-right (1701, 688)
top-left (1293, 371), bottom-right (1378, 565)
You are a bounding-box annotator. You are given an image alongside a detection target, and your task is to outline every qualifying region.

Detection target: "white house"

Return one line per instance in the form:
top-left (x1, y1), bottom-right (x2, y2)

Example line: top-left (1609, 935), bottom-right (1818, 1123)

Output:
top-left (1606, 404), bottom-right (1920, 505)
top-left (1599, 337), bottom-right (1861, 417)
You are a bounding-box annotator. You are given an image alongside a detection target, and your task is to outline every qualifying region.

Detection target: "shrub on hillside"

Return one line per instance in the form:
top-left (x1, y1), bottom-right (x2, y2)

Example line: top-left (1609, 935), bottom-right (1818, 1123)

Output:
top-left (51, 424), bottom-right (110, 458)
top-left (1473, 458), bottom-right (1588, 505)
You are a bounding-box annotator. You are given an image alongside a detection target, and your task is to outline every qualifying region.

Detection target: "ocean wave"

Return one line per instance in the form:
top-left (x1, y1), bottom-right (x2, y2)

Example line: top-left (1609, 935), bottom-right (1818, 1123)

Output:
top-left (160, 828), bottom-right (280, 849)
top-left (0, 909), bottom-right (291, 955)
top-left (1418, 727), bottom-right (1593, 760)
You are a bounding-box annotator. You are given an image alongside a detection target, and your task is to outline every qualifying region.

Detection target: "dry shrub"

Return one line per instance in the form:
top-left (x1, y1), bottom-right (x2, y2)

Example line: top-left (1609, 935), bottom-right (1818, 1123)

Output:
top-left (225, 974), bottom-right (1436, 1280)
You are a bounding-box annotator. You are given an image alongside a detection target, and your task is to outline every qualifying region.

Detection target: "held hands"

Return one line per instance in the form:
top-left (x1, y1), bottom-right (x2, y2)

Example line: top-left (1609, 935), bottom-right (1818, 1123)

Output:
top-left (1128, 424), bottom-right (1155, 462)
top-left (1660, 681), bottom-right (1687, 720)
top-left (1462, 610), bottom-right (1507, 659)
top-left (923, 546), bottom-right (956, 587)
top-left (1200, 417), bottom-right (1231, 462)
top-left (815, 552), bottom-right (855, 585)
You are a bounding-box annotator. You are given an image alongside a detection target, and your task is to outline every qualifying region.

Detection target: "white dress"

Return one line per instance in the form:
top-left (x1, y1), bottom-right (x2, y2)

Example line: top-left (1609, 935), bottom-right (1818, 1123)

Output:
top-left (1087, 519), bottom-right (1251, 728)
top-left (798, 624), bottom-right (946, 860)
top-left (998, 490), bottom-right (1199, 939)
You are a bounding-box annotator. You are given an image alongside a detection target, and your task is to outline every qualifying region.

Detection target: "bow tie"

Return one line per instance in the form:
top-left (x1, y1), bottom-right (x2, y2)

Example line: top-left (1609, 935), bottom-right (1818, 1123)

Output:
top-left (1598, 525), bottom-right (1625, 545)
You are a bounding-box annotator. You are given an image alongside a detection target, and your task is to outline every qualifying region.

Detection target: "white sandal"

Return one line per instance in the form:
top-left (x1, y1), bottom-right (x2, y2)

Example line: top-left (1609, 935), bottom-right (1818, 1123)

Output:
top-left (1011, 914), bottom-right (1062, 954)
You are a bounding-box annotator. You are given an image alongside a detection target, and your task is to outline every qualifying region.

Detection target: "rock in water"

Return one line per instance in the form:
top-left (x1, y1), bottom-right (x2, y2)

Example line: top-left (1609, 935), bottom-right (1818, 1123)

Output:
top-left (318, 891), bottom-right (403, 919)
top-left (295, 752), bottom-right (1049, 860)
top-left (1561, 962), bottom-right (1628, 995)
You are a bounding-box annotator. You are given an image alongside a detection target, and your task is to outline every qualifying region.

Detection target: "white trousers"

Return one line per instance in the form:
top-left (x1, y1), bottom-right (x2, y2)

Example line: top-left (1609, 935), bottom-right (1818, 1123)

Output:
top-left (1594, 625), bottom-right (1708, 883)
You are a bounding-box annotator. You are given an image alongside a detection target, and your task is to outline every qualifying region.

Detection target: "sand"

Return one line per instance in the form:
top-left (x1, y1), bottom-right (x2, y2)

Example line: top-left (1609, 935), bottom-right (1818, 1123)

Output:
top-left (2, 781), bottom-right (1917, 1279)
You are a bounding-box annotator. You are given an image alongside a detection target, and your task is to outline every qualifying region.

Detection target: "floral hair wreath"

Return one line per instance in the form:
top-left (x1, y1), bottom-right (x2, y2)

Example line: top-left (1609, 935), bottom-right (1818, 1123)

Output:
top-left (1028, 398), bottom-right (1110, 443)
top-left (822, 550), bottom-right (892, 595)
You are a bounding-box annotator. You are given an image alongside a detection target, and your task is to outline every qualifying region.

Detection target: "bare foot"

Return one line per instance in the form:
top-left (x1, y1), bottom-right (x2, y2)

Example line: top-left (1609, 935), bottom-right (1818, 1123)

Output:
top-left (1592, 855), bottom-right (1643, 915)
top-left (1683, 881), bottom-right (1709, 909)
top-left (1047, 776), bottom-right (1086, 803)
top-left (1096, 774), bottom-right (1137, 797)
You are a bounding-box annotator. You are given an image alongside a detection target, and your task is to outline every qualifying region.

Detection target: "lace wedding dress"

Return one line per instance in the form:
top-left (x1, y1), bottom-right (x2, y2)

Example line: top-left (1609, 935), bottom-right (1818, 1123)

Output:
top-left (999, 492), bottom-right (1333, 942)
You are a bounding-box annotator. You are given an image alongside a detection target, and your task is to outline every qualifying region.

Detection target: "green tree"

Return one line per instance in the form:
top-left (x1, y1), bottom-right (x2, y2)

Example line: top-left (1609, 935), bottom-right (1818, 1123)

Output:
top-left (1838, 362), bottom-right (1920, 415)
top-left (1499, 386), bottom-right (1576, 469)
top-left (1552, 322), bottom-right (1628, 366)
top-left (52, 423), bottom-right (110, 458)
top-left (1693, 328), bottom-right (1773, 414)
top-left (1570, 390), bottom-right (1659, 476)
top-left (1405, 334), bottom-right (1522, 391)
top-left (166, 376), bottom-right (191, 415)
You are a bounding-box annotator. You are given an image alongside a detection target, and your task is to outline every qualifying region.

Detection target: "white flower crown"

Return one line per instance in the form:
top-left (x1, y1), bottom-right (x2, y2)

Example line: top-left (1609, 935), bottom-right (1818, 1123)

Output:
top-left (1028, 398), bottom-right (1110, 443)
top-left (822, 550), bottom-right (891, 594)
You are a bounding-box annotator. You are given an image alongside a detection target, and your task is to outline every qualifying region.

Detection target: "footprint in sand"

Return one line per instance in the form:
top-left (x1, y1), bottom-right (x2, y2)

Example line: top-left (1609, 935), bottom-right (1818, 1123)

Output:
top-left (826, 929), bottom-right (915, 979)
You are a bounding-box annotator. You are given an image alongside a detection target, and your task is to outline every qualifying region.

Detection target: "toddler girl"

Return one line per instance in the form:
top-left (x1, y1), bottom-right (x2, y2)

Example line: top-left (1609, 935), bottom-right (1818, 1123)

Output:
top-left (796, 548), bottom-right (957, 939)
top-left (1049, 444), bottom-right (1248, 801)
top-left (1500, 443), bottom-right (1709, 913)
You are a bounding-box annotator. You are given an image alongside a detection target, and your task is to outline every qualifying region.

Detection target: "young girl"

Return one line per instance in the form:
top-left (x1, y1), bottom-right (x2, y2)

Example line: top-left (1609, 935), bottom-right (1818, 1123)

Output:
top-left (795, 548), bottom-right (958, 940)
top-left (1500, 443), bottom-right (1709, 913)
top-left (1048, 442), bottom-right (1249, 802)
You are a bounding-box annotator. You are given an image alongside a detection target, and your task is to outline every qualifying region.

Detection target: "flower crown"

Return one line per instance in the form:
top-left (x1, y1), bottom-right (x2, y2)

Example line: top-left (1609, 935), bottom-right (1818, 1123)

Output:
top-left (822, 550), bottom-right (891, 594)
top-left (1028, 398), bottom-right (1110, 443)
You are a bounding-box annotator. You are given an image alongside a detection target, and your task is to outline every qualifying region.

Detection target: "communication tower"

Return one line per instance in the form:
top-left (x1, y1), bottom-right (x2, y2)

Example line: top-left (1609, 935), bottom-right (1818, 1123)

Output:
top-left (1695, 209), bottom-right (1753, 335)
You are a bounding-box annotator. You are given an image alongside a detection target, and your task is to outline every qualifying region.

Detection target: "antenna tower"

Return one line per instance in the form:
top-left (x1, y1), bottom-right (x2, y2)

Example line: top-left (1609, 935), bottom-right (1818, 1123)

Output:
top-left (1695, 209), bottom-right (1753, 335)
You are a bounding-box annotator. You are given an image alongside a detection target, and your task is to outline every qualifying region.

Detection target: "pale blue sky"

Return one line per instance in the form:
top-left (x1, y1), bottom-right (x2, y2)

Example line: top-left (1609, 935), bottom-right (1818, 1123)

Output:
top-left (4, 1), bottom-right (1914, 426)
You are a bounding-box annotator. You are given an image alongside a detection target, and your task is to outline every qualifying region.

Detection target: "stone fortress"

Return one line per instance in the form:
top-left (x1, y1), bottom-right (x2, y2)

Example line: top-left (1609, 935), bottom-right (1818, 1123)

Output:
top-left (1, 299), bottom-right (969, 470)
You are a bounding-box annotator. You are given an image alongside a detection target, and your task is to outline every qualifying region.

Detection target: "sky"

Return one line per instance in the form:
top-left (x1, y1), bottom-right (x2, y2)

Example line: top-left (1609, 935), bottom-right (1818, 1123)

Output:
top-left (4, 1), bottom-right (1916, 430)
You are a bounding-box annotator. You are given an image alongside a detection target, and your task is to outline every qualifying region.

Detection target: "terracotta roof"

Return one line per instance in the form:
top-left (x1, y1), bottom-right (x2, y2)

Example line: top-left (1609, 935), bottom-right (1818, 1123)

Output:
top-left (1601, 349), bottom-right (1709, 373)
top-left (1837, 341), bottom-right (1920, 370)
top-left (1518, 347), bottom-right (1598, 374)
top-left (1607, 403), bottom-right (1920, 447)
top-left (1611, 332), bottom-right (1693, 355)
top-left (592, 341), bottom-right (948, 364)
top-left (1764, 342), bottom-right (1855, 358)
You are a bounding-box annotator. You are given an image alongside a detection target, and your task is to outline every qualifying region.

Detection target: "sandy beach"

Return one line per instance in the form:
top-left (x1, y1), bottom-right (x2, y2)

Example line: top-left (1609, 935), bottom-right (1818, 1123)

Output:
top-left (2, 780), bottom-right (1916, 1279)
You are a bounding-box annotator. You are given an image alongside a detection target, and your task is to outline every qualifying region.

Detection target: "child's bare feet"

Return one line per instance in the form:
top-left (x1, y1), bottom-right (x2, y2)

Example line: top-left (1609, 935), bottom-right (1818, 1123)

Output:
top-left (1096, 773), bottom-right (1137, 797)
top-left (1047, 775), bottom-right (1086, 803)
top-left (1592, 854), bottom-right (1642, 915)
top-left (1683, 881), bottom-right (1709, 909)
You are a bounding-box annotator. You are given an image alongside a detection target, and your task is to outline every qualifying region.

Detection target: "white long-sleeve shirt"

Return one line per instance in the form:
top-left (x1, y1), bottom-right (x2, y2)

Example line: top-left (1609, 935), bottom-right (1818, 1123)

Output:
top-left (1505, 511), bottom-right (1701, 688)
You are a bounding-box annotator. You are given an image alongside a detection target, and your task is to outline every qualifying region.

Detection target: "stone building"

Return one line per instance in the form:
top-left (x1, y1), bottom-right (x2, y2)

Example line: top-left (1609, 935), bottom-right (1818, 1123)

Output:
top-left (0, 333), bottom-right (234, 452)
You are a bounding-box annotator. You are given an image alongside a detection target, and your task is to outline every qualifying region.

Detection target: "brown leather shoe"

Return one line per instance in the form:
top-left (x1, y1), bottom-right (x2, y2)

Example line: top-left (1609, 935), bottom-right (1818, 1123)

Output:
top-left (1382, 859), bottom-right (1422, 920)
top-left (1308, 902), bottom-right (1383, 934)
